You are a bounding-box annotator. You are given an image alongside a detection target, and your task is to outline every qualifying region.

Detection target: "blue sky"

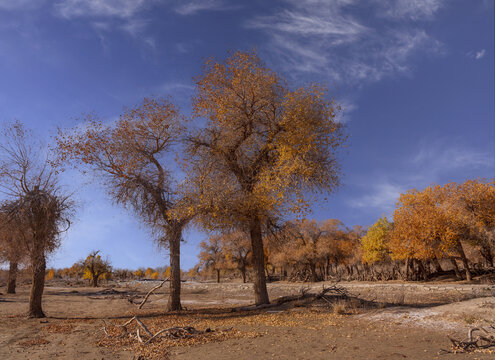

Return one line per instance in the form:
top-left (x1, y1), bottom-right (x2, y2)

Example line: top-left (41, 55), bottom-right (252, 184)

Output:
top-left (0, 0), bottom-right (493, 270)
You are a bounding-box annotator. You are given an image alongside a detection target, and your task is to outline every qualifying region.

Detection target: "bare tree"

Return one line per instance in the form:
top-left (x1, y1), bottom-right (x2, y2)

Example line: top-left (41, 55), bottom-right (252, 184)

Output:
top-left (0, 121), bottom-right (72, 317)
top-left (0, 213), bottom-right (27, 293)
top-left (56, 98), bottom-right (191, 311)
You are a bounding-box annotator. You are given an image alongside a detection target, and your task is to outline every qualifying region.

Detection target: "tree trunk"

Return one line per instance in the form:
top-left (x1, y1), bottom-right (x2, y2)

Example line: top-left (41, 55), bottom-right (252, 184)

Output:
top-left (92, 275), bottom-right (98, 287)
top-left (249, 216), bottom-right (269, 305)
top-left (28, 253), bottom-right (46, 318)
top-left (432, 257), bottom-right (443, 273)
top-left (418, 260), bottom-right (428, 280)
top-left (450, 257), bottom-right (462, 280)
top-left (216, 269), bottom-right (220, 283)
top-left (457, 244), bottom-right (472, 281)
top-left (479, 242), bottom-right (494, 267)
top-left (310, 262), bottom-right (317, 282)
top-left (241, 265), bottom-right (246, 283)
top-left (7, 261), bottom-right (18, 294)
top-left (167, 230), bottom-right (182, 311)
top-left (404, 258), bottom-right (410, 281)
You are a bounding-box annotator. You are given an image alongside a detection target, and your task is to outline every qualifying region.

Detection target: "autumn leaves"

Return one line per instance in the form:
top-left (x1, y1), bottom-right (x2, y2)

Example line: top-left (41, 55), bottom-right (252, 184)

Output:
top-left (55, 50), bottom-right (347, 307)
top-left (362, 180), bottom-right (495, 281)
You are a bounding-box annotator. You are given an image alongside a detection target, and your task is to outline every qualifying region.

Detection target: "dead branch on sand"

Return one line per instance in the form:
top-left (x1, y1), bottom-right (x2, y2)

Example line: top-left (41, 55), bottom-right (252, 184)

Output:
top-left (137, 278), bottom-right (170, 309)
top-left (232, 283), bottom-right (349, 311)
top-left (442, 324), bottom-right (495, 354)
top-left (101, 316), bottom-right (220, 345)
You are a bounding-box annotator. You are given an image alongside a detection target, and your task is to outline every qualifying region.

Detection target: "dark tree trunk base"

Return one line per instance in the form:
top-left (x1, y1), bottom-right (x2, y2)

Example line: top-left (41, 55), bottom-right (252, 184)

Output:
top-left (250, 216), bottom-right (270, 306)
top-left (7, 261), bottom-right (18, 294)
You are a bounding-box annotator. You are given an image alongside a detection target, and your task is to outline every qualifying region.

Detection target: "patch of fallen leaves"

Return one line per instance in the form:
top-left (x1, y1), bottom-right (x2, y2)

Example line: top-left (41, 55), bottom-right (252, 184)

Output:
top-left (234, 309), bottom-right (339, 329)
top-left (43, 322), bottom-right (74, 334)
top-left (18, 337), bottom-right (50, 347)
top-left (96, 308), bottom-right (341, 359)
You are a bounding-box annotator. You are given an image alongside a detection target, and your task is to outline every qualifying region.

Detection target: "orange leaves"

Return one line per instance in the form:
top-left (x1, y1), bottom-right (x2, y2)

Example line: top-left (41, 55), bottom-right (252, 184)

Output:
top-left (186, 50), bottom-right (346, 230)
top-left (389, 180), bottom-right (495, 262)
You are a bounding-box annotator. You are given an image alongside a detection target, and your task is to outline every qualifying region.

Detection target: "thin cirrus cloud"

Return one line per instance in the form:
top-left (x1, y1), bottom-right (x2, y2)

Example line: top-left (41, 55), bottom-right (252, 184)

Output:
top-left (350, 142), bottom-right (493, 215)
top-left (53, 0), bottom-right (149, 19)
top-left (174, 0), bottom-right (228, 16)
top-left (53, 0), bottom-right (228, 18)
top-left (246, 0), bottom-right (445, 85)
top-left (374, 0), bottom-right (444, 21)
top-left (0, 0), bottom-right (44, 10)
top-left (349, 181), bottom-right (404, 215)
top-left (466, 49), bottom-right (486, 60)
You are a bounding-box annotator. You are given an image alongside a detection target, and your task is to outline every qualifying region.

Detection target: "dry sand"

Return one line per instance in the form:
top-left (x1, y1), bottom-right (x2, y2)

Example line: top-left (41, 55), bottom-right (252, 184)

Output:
top-left (1, 280), bottom-right (495, 359)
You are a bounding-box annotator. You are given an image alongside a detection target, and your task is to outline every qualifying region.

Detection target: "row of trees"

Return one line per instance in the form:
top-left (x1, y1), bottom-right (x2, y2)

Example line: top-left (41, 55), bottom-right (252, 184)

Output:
top-left (53, 50), bottom-right (346, 309)
top-left (2, 50), bottom-right (345, 313)
top-left (196, 219), bottom-right (362, 283)
top-left (196, 180), bottom-right (495, 283)
top-left (362, 180), bottom-right (495, 281)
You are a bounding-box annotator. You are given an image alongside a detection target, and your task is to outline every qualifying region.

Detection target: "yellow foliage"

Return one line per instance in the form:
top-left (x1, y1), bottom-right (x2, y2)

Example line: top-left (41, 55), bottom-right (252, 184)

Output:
top-left (360, 216), bottom-right (392, 264)
top-left (145, 267), bottom-right (154, 278)
top-left (45, 269), bottom-right (56, 281)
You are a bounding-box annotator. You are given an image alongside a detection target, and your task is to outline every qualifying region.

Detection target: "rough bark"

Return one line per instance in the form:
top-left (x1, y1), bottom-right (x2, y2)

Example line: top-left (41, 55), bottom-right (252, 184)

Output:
top-left (7, 261), bottom-right (18, 294)
top-left (167, 230), bottom-right (182, 311)
top-left (418, 260), bottom-right (428, 280)
top-left (241, 265), bottom-right (246, 283)
top-left (216, 269), bottom-right (220, 283)
top-left (93, 275), bottom-right (99, 287)
top-left (479, 243), bottom-right (494, 267)
top-left (432, 257), bottom-right (443, 273)
top-left (28, 252), bottom-right (46, 318)
top-left (450, 257), bottom-right (462, 280)
top-left (457, 244), bottom-right (472, 281)
top-left (249, 216), bottom-right (269, 305)
top-left (310, 262), bottom-right (317, 282)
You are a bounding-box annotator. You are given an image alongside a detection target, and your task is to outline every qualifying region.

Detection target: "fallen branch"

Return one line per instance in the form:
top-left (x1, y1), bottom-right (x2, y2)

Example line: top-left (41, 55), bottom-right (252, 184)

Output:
top-left (102, 316), bottom-right (223, 345)
top-left (232, 284), bottom-right (349, 312)
top-left (138, 278), bottom-right (169, 309)
top-left (445, 324), bottom-right (495, 353)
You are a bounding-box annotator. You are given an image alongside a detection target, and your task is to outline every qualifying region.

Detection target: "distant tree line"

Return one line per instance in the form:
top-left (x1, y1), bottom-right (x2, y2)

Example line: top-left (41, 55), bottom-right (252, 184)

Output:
top-left (195, 180), bottom-right (495, 283)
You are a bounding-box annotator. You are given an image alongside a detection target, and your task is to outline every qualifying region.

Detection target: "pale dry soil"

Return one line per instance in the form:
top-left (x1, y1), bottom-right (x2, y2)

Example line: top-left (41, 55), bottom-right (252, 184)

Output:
top-left (1, 280), bottom-right (495, 359)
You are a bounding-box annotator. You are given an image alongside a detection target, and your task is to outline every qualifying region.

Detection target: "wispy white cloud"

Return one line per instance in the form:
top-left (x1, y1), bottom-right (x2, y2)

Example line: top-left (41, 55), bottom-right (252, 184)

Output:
top-left (375, 0), bottom-right (444, 20)
top-left (350, 181), bottom-right (403, 213)
top-left (0, 0), bottom-right (43, 10)
top-left (247, 0), bottom-right (445, 85)
top-left (174, 0), bottom-right (229, 15)
top-left (247, 0), bottom-right (366, 39)
top-left (476, 49), bottom-right (486, 59)
top-left (349, 141), bottom-right (493, 214)
top-left (411, 141), bottom-right (493, 173)
top-left (54, 0), bottom-right (148, 19)
top-left (467, 49), bottom-right (486, 60)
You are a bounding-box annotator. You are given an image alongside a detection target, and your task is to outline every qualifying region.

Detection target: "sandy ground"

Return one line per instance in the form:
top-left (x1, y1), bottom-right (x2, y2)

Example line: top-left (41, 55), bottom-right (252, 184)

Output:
top-left (1, 280), bottom-right (495, 359)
